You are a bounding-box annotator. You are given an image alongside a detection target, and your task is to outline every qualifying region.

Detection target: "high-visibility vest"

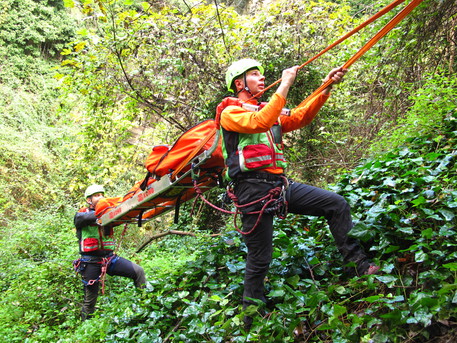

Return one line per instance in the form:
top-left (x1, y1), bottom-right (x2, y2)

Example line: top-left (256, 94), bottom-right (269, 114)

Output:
top-left (77, 208), bottom-right (115, 253)
top-left (219, 100), bottom-right (287, 180)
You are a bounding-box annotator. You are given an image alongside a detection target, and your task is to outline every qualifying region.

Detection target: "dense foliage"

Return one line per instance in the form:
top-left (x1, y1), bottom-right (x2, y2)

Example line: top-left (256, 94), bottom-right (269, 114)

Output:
top-left (0, 0), bottom-right (456, 342)
top-left (0, 0), bottom-right (75, 84)
top-left (0, 0), bottom-right (78, 224)
top-left (1, 105), bottom-right (455, 342)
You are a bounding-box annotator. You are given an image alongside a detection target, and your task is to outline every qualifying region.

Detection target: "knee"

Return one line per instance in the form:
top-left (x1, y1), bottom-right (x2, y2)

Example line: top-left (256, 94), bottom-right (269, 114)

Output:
top-left (133, 265), bottom-right (146, 288)
top-left (246, 252), bottom-right (272, 275)
top-left (333, 194), bottom-right (351, 213)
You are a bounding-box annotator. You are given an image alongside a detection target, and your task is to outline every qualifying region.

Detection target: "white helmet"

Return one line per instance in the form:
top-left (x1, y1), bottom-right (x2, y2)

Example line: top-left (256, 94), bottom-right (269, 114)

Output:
top-left (84, 184), bottom-right (105, 198)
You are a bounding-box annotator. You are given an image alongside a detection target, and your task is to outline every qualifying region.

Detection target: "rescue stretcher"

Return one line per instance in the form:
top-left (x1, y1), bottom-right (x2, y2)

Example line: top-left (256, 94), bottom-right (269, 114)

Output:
top-left (96, 119), bottom-right (224, 228)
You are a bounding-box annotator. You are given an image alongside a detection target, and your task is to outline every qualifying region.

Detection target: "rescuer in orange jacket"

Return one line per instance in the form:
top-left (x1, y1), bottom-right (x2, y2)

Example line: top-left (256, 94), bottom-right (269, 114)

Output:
top-left (74, 184), bottom-right (146, 320)
top-left (218, 59), bottom-right (379, 329)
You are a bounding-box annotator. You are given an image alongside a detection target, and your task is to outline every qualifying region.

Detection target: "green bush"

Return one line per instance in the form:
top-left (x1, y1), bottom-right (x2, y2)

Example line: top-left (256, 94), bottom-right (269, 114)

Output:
top-left (372, 70), bottom-right (457, 153)
top-left (0, 0), bottom-right (75, 85)
top-left (0, 209), bottom-right (81, 342)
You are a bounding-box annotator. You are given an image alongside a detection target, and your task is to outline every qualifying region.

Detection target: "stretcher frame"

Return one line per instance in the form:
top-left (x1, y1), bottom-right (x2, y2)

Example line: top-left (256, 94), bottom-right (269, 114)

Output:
top-left (99, 130), bottom-right (222, 227)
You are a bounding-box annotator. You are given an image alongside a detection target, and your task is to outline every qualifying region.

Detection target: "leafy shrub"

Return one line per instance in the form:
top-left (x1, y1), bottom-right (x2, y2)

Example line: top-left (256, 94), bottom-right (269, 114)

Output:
top-left (0, 0), bottom-right (76, 85)
top-left (372, 70), bottom-right (457, 153)
top-left (0, 209), bottom-right (82, 342)
top-left (93, 115), bottom-right (457, 342)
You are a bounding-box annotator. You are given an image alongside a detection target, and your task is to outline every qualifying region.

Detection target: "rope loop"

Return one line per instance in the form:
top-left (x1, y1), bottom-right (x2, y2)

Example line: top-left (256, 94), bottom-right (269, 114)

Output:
top-left (192, 179), bottom-right (288, 235)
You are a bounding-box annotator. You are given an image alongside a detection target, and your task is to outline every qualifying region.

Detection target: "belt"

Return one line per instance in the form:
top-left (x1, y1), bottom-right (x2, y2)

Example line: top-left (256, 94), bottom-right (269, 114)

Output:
top-left (80, 253), bottom-right (113, 261)
top-left (236, 172), bottom-right (285, 182)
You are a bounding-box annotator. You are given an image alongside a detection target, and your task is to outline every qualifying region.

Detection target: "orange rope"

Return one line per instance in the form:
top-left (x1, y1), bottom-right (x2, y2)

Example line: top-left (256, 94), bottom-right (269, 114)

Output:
top-left (301, 0), bottom-right (424, 101)
top-left (248, 0), bottom-right (422, 101)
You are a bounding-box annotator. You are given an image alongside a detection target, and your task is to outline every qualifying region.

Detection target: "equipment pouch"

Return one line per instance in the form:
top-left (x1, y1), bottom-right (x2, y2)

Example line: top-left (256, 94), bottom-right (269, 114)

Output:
top-left (73, 259), bottom-right (87, 274)
top-left (81, 238), bottom-right (99, 252)
top-left (241, 144), bottom-right (273, 170)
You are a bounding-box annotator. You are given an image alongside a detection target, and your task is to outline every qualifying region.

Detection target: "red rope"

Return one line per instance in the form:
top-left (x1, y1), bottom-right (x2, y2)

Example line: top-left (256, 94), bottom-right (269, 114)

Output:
top-left (84, 255), bottom-right (115, 295)
top-left (114, 224), bottom-right (129, 253)
top-left (192, 180), bottom-right (285, 235)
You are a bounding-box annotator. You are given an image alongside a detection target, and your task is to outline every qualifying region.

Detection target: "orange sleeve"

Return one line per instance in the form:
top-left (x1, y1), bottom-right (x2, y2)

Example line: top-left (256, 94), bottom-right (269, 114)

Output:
top-left (281, 92), bottom-right (330, 133)
top-left (220, 93), bottom-right (286, 133)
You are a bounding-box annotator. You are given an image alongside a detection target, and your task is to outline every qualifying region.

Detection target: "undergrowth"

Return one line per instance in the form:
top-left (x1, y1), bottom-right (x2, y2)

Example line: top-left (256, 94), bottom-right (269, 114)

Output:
top-left (1, 118), bottom-right (455, 343)
top-left (79, 114), bottom-right (455, 342)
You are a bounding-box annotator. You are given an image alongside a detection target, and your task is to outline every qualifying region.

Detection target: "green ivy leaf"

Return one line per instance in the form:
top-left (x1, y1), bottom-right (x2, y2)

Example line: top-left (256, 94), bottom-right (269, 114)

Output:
top-left (442, 262), bottom-right (457, 271)
top-left (415, 250), bottom-right (428, 263)
top-left (333, 304), bottom-right (347, 317)
top-left (268, 289), bottom-right (285, 298)
top-left (421, 228), bottom-right (434, 239)
top-left (286, 274), bottom-right (300, 287)
top-left (398, 227), bottom-right (414, 235)
top-left (361, 294), bottom-right (384, 303)
top-left (385, 245), bottom-right (399, 253)
top-left (439, 208), bottom-right (455, 221)
top-left (375, 275), bottom-right (398, 287)
top-left (349, 222), bottom-right (377, 242)
top-left (412, 196), bottom-right (426, 207)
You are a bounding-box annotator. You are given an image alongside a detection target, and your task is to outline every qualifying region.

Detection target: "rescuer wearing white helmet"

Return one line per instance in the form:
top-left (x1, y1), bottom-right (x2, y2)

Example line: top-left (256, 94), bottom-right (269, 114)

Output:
top-left (73, 184), bottom-right (146, 320)
top-left (217, 59), bottom-right (379, 330)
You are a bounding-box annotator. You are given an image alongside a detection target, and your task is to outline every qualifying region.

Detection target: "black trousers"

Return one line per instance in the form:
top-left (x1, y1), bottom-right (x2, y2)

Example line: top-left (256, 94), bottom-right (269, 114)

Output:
top-left (79, 255), bottom-right (146, 319)
top-left (234, 178), bottom-right (370, 308)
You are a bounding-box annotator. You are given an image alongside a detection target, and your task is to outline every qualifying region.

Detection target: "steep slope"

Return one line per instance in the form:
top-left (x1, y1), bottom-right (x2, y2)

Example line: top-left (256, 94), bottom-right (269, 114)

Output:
top-left (99, 115), bottom-right (456, 342)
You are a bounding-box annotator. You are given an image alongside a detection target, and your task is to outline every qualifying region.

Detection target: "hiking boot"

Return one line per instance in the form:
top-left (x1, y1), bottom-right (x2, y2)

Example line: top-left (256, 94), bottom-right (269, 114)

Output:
top-left (364, 264), bottom-right (380, 275)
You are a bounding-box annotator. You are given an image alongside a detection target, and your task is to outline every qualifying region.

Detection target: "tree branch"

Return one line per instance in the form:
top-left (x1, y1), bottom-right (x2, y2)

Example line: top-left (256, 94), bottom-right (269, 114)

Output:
top-left (136, 230), bottom-right (196, 253)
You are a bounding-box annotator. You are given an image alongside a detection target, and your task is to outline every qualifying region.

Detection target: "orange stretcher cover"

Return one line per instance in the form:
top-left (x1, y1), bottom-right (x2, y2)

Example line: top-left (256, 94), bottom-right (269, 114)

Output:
top-left (145, 119), bottom-right (224, 177)
top-left (95, 119), bottom-right (224, 227)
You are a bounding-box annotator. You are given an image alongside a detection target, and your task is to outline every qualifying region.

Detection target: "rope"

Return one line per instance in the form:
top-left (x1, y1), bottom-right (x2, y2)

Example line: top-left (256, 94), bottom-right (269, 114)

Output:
top-left (98, 224), bottom-right (128, 294)
top-left (192, 179), bottom-right (287, 235)
top-left (115, 224), bottom-right (129, 252)
top-left (75, 254), bottom-right (115, 295)
top-left (73, 223), bottom-right (128, 294)
top-left (245, 0), bottom-right (423, 102)
top-left (299, 0), bottom-right (424, 103)
top-left (98, 256), bottom-right (110, 295)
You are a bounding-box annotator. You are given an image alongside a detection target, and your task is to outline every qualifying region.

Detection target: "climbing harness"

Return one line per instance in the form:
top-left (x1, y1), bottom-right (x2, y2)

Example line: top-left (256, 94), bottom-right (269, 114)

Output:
top-left (192, 173), bottom-right (289, 235)
top-left (73, 223), bottom-right (128, 294)
top-left (73, 254), bottom-right (118, 294)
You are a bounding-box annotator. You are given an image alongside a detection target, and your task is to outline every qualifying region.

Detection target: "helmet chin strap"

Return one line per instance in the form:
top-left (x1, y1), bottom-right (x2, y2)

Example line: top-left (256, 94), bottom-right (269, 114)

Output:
top-left (235, 72), bottom-right (259, 101)
top-left (243, 72), bottom-right (253, 96)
